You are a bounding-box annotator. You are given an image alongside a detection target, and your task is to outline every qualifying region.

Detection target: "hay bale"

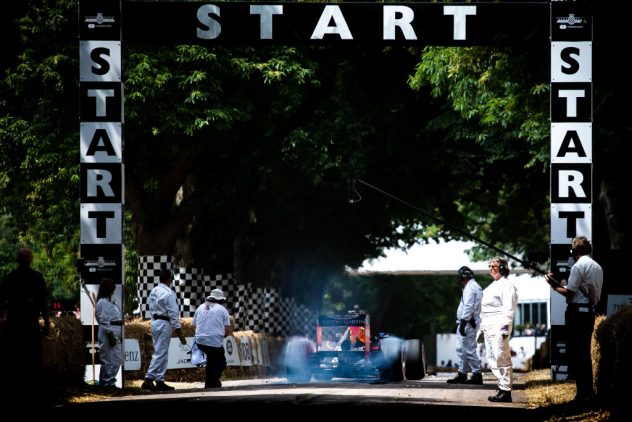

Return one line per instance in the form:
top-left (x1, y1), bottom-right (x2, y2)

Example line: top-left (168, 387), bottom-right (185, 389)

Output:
top-left (123, 318), bottom-right (152, 381)
top-left (123, 318), bottom-right (200, 382)
top-left (531, 335), bottom-right (550, 369)
top-left (1, 316), bottom-right (84, 386)
top-left (224, 331), bottom-right (285, 380)
top-left (594, 304), bottom-right (632, 411)
top-left (592, 314), bottom-right (607, 394)
top-left (42, 316), bottom-right (85, 385)
top-left (3, 314), bottom-right (288, 385)
top-left (123, 319), bottom-right (286, 382)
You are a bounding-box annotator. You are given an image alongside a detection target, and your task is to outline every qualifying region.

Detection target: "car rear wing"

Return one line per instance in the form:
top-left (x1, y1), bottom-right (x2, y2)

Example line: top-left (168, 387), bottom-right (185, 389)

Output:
top-left (317, 314), bottom-right (367, 326)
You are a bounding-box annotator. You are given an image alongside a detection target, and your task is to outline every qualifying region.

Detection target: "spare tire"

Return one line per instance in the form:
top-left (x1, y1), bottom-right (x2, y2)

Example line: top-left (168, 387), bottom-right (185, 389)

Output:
top-left (403, 339), bottom-right (426, 380)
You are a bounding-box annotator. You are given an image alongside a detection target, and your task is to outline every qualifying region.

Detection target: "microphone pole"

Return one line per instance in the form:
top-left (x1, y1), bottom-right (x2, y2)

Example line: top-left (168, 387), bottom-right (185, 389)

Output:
top-left (353, 179), bottom-right (561, 286)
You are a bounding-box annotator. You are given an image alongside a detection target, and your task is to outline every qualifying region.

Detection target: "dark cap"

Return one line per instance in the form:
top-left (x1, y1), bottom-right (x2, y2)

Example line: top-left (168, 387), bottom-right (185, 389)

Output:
top-left (458, 266), bottom-right (474, 281)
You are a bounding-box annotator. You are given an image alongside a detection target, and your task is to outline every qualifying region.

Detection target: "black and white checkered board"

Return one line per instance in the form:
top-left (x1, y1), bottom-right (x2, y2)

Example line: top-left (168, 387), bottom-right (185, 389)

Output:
top-left (137, 255), bottom-right (318, 335)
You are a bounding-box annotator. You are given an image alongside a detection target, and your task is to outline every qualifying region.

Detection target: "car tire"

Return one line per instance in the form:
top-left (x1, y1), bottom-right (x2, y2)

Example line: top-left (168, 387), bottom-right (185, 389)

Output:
top-left (403, 339), bottom-right (426, 380)
top-left (285, 338), bottom-right (313, 383)
top-left (378, 336), bottom-right (404, 382)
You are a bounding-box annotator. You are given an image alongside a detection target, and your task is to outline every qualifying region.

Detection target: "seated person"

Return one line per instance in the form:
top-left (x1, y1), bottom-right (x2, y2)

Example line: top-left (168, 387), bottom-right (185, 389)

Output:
top-left (338, 328), bottom-right (351, 351)
top-left (352, 336), bottom-right (365, 351)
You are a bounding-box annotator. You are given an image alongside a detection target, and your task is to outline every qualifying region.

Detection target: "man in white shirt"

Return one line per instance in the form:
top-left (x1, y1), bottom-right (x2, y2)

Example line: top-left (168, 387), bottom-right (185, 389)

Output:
top-left (546, 236), bottom-right (603, 401)
top-left (192, 288), bottom-right (232, 388)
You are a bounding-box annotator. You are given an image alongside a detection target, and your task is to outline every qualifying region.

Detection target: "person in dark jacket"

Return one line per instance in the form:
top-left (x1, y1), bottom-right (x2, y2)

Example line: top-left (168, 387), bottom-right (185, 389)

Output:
top-left (0, 248), bottom-right (50, 388)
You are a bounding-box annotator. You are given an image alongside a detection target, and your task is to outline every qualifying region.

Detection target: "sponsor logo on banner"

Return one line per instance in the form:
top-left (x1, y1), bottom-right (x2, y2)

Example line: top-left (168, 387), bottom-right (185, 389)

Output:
top-left (168, 338), bottom-right (194, 369)
top-left (239, 337), bottom-right (252, 366)
top-left (224, 336), bottom-right (241, 366)
top-left (556, 14), bottom-right (586, 30)
top-left (606, 295), bottom-right (632, 317)
top-left (85, 256), bottom-right (117, 272)
top-left (124, 339), bottom-right (141, 371)
top-left (85, 13), bottom-right (116, 29)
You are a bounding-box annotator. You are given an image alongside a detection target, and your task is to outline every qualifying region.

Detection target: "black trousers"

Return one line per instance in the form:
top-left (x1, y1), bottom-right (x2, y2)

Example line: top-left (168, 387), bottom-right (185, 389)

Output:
top-left (7, 322), bottom-right (43, 376)
top-left (565, 306), bottom-right (595, 399)
top-left (197, 344), bottom-right (227, 388)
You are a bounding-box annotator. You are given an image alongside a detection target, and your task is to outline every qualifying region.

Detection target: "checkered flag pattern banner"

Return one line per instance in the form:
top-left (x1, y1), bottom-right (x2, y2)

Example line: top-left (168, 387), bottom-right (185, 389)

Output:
top-left (137, 255), bottom-right (318, 335)
top-left (137, 255), bottom-right (172, 319)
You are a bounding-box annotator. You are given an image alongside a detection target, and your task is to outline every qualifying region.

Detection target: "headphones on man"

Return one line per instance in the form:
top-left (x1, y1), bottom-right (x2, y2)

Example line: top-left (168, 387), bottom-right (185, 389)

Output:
top-left (457, 266), bottom-right (474, 281)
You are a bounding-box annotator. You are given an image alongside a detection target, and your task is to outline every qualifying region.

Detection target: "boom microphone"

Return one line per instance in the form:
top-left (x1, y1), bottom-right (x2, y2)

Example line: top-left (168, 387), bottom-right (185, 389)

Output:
top-left (351, 179), bottom-right (561, 284)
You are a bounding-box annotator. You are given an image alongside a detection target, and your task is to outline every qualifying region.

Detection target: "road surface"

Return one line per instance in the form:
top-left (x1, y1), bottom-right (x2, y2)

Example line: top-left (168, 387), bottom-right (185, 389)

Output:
top-left (50, 372), bottom-right (536, 418)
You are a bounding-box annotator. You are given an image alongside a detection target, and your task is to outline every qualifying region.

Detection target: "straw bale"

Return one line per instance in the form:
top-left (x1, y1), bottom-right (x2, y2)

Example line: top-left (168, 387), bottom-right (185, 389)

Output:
top-left (0, 316), bottom-right (84, 386)
top-left (594, 304), bottom-right (632, 410)
top-left (2, 314), bottom-right (287, 385)
top-left (124, 318), bottom-right (286, 382)
top-left (592, 314), bottom-right (606, 392)
top-left (531, 335), bottom-right (550, 369)
top-left (42, 316), bottom-right (85, 385)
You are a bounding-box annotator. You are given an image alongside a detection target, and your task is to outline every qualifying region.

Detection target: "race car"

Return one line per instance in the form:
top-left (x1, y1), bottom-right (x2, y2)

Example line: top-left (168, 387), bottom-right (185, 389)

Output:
top-left (285, 310), bottom-right (426, 382)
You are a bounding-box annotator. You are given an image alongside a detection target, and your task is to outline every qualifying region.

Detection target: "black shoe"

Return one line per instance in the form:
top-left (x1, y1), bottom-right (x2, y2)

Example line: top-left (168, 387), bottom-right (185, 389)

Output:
top-left (154, 381), bottom-right (175, 391)
top-left (97, 384), bottom-right (119, 391)
top-left (446, 373), bottom-right (468, 384)
top-left (488, 389), bottom-right (512, 403)
top-left (465, 373), bottom-right (483, 385)
top-left (141, 379), bottom-right (155, 391)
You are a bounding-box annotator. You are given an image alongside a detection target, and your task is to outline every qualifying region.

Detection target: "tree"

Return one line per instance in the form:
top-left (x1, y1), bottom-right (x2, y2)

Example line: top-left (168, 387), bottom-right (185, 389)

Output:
top-left (0, 0), bottom-right (80, 299)
top-left (408, 45), bottom-right (551, 264)
top-left (0, 214), bottom-right (20, 280)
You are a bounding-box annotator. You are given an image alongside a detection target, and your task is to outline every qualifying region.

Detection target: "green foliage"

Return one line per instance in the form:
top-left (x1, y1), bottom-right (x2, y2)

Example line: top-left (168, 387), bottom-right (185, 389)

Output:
top-left (19, 230), bottom-right (80, 301)
top-left (0, 214), bottom-right (20, 279)
top-left (408, 46), bottom-right (551, 261)
top-left (0, 214), bottom-right (79, 301)
top-left (0, 0), bottom-right (80, 301)
top-left (124, 211), bottom-right (139, 316)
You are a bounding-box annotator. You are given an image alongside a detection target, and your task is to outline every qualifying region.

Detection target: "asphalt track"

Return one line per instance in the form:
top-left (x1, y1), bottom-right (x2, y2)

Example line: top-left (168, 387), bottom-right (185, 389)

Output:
top-left (49, 372), bottom-right (540, 418)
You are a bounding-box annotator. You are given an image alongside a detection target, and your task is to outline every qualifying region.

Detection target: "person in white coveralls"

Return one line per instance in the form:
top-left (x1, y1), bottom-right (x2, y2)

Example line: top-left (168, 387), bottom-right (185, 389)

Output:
top-left (95, 277), bottom-right (123, 387)
top-left (479, 257), bottom-right (518, 403)
top-left (447, 266), bottom-right (483, 385)
top-left (142, 269), bottom-right (187, 391)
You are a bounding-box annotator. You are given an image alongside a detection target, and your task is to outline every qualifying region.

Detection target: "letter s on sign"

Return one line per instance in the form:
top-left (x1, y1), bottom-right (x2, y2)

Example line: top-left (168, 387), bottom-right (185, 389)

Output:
top-left (197, 4), bottom-right (221, 40)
